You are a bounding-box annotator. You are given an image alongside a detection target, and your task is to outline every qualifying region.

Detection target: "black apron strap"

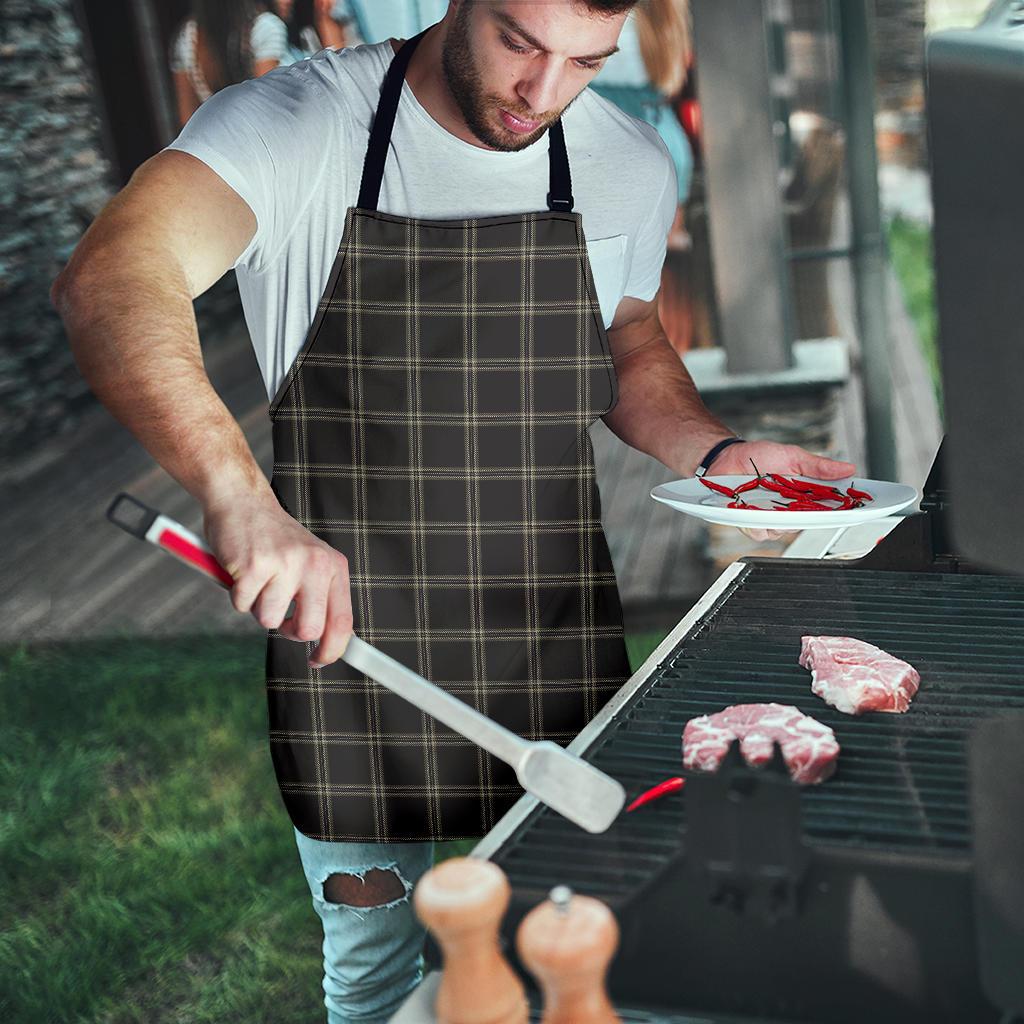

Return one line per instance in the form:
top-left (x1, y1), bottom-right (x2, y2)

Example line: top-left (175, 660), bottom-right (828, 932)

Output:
top-left (357, 28), bottom-right (575, 214)
top-left (546, 118), bottom-right (574, 213)
top-left (358, 28), bottom-right (429, 211)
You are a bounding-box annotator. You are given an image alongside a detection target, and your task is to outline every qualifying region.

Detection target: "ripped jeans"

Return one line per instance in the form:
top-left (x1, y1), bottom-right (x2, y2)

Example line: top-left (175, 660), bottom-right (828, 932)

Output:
top-left (293, 827), bottom-right (436, 1024)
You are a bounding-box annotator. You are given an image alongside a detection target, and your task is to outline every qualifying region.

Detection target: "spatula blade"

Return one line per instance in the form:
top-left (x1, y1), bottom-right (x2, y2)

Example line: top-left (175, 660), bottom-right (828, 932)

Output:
top-left (517, 741), bottom-right (625, 834)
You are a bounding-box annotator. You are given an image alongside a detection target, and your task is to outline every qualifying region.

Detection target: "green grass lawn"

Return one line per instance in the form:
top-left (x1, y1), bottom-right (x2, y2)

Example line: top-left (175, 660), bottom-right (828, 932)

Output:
top-left (0, 630), bottom-right (665, 1023)
top-left (886, 215), bottom-right (943, 417)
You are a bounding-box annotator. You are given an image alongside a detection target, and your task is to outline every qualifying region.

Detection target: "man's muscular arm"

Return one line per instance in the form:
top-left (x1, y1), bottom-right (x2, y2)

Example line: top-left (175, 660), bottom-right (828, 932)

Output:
top-left (602, 293), bottom-right (856, 515)
top-left (51, 151), bottom-right (353, 665)
top-left (602, 294), bottom-right (734, 477)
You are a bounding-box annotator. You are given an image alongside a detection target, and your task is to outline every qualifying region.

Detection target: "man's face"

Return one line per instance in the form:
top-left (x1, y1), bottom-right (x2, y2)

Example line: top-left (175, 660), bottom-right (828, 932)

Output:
top-left (441, 1), bottom-right (627, 151)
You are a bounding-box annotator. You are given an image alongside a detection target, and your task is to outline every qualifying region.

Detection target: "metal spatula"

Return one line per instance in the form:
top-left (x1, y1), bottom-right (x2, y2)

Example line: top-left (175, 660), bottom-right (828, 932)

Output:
top-left (106, 493), bottom-right (626, 834)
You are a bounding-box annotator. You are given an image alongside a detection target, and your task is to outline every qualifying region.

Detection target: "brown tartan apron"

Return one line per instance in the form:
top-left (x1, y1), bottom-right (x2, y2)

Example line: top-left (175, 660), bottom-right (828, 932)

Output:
top-left (265, 29), bottom-right (631, 842)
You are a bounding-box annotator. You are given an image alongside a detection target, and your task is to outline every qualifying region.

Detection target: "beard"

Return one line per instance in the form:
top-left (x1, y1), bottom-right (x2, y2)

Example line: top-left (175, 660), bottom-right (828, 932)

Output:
top-left (441, 4), bottom-right (571, 151)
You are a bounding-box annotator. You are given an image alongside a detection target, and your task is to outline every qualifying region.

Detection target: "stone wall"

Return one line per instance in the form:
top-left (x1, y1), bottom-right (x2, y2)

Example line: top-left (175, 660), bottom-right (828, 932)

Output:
top-left (0, 0), bottom-right (245, 468)
top-left (0, 0), bottom-right (115, 466)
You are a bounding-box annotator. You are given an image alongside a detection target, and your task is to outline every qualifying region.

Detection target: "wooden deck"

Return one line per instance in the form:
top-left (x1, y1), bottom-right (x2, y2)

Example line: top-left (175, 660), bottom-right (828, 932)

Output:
top-left (1, 232), bottom-right (941, 645)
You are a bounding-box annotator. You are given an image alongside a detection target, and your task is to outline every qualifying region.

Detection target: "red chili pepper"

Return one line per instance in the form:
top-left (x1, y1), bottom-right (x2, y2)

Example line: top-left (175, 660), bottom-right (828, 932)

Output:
top-left (699, 477), bottom-right (737, 498)
top-left (626, 776), bottom-right (686, 812)
top-left (735, 478), bottom-right (761, 494)
top-left (763, 480), bottom-right (820, 501)
top-left (847, 485), bottom-right (873, 502)
top-left (777, 498), bottom-right (833, 511)
top-left (776, 474), bottom-right (844, 498)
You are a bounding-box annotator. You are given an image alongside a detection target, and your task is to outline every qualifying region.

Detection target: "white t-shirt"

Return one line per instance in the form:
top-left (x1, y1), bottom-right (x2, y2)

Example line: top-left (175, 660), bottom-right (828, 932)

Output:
top-left (167, 40), bottom-right (677, 402)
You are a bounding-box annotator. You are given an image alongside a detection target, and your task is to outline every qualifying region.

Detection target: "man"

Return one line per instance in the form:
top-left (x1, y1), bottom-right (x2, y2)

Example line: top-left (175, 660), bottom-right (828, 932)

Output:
top-left (53, 1), bottom-right (855, 1019)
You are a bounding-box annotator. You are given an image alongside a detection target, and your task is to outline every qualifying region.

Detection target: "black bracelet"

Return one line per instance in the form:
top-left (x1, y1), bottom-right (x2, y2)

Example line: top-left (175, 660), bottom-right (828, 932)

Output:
top-left (694, 436), bottom-right (745, 478)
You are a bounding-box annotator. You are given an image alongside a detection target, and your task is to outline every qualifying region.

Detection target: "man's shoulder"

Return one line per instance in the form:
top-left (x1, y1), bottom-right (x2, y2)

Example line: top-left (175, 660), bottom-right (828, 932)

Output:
top-left (298, 38), bottom-right (393, 97)
top-left (190, 39), bottom-right (390, 139)
top-left (571, 89), bottom-right (674, 180)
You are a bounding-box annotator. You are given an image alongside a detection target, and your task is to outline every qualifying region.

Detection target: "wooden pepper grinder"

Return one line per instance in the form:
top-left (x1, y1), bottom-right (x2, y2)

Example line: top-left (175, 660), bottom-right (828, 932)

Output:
top-left (516, 885), bottom-right (621, 1024)
top-left (413, 857), bottom-right (528, 1024)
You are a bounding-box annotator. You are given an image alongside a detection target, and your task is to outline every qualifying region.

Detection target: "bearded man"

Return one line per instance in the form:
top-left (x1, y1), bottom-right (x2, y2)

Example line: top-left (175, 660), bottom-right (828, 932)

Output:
top-left (52, 3), bottom-right (855, 1020)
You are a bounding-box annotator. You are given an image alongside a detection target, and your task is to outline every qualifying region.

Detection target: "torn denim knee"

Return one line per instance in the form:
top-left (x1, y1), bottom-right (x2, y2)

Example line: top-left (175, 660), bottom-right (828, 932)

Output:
top-left (313, 862), bottom-right (414, 921)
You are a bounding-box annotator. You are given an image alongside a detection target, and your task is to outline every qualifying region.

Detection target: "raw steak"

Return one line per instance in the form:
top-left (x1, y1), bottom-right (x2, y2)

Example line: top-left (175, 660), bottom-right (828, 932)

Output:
top-left (799, 635), bottom-right (920, 716)
top-left (682, 703), bottom-right (840, 785)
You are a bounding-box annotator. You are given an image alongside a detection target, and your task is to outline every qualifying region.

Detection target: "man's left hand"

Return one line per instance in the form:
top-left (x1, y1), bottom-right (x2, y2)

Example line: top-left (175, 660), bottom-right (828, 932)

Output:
top-left (706, 440), bottom-right (857, 543)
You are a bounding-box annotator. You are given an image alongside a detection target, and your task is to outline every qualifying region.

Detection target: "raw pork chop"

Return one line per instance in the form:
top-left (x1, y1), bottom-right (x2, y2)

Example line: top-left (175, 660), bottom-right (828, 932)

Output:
top-left (682, 703), bottom-right (840, 785)
top-left (799, 635), bottom-right (920, 716)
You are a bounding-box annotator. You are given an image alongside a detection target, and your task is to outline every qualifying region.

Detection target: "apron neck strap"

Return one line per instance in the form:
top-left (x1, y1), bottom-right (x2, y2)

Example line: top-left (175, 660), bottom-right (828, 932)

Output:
top-left (546, 119), bottom-right (573, 213)
top-left (357, 28), bottom-right (574, 214)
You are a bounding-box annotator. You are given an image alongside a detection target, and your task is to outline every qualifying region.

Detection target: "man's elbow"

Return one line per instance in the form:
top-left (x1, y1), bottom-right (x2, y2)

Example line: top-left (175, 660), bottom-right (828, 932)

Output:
top-left (50, 263), bottom-right (73, 317)
top-left (51, 246), bottom-right (110, 327)
top-left (50, 262), bottom-right (93, 336)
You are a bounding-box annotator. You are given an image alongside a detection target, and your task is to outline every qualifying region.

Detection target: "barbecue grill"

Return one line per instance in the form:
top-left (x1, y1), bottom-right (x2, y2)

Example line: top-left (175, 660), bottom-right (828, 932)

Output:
top-left (468, 445), bottom-right (1024, 1022)
top-left (398, 8), bottom-right (1024, 1022)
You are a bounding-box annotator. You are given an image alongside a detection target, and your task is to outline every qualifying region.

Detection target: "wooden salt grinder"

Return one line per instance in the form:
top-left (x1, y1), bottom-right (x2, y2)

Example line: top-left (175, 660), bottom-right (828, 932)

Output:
top-left (413, 857), bottom-right (528, 1024)
top-left (516, 885), bottom-right (621, 1024)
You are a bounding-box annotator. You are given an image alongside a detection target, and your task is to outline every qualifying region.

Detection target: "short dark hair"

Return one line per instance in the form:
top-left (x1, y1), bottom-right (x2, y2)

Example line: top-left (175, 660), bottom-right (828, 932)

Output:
top-left (577, 0), bottom-right (639, 13)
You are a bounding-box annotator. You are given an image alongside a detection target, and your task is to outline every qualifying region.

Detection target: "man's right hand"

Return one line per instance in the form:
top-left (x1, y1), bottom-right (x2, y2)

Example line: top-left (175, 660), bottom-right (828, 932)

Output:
top-left (203, 492), bottom-right (354, 669)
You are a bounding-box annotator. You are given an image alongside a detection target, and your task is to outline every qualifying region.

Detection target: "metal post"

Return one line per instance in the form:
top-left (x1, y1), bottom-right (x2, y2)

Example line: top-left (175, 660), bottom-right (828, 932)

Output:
top-left (129, 0), bottom-right (177, 148)
top-left (690, 0), bottom-right (795, 374)
top-left (835, 0), bottom-right (898, 480)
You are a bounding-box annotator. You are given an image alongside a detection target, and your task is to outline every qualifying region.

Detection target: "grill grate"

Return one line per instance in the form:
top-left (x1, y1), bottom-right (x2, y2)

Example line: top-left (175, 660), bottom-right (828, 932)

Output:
top-left (492, 563), bottom-right (1024, 898)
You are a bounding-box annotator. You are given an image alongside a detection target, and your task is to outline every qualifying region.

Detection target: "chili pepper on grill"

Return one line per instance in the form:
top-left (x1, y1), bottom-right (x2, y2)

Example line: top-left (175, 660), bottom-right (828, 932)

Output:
top-left (699, 477), bottom-right (738, 498)
top-left (626, 776), bottom-right (686, 812)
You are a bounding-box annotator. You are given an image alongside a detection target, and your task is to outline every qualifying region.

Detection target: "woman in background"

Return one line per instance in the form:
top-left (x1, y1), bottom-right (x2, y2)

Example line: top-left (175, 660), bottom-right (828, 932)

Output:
top-left (591, 0), bottom-right (695, 350)
top-left (170, 0), bottom-right (289, 128)
top-left (591, 0), bottom-right (693, 215)
top-left (277, 0), bottom-right (351, 64)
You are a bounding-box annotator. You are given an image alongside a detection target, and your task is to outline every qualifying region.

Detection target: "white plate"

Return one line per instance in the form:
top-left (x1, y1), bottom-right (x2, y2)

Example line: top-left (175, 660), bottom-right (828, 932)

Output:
top-left (650, 476), bottom-right (920, 530)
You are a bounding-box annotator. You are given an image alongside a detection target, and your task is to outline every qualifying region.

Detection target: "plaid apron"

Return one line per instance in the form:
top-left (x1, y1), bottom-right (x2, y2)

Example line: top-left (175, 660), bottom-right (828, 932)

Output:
top-left (265, 30), bottom-right (631, 841)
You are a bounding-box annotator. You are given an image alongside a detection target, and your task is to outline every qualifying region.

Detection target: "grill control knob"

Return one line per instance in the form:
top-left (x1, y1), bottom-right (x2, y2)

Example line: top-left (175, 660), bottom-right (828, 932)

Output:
top-left (413, 857), bottom-right (528, 1024)
top-left (516, 887), bottom-right (621, 1023)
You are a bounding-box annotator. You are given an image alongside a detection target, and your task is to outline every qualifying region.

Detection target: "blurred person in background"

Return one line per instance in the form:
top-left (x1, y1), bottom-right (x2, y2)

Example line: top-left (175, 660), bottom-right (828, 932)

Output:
top-left (275, 0), bottom-right (352, 63)
top-left (171, 0), bottom-right (290, 128)
top-left (591, 0), bottom-right (693, 240)
top-left (336, 0), bottom-right (449, 44)
top-left (592, 0), bottom-right (694, 348)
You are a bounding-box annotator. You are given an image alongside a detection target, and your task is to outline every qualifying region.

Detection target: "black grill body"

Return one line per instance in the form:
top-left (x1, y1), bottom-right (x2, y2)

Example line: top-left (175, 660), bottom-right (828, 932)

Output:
top-left (477, 553), bottom-right (1024, 1022)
